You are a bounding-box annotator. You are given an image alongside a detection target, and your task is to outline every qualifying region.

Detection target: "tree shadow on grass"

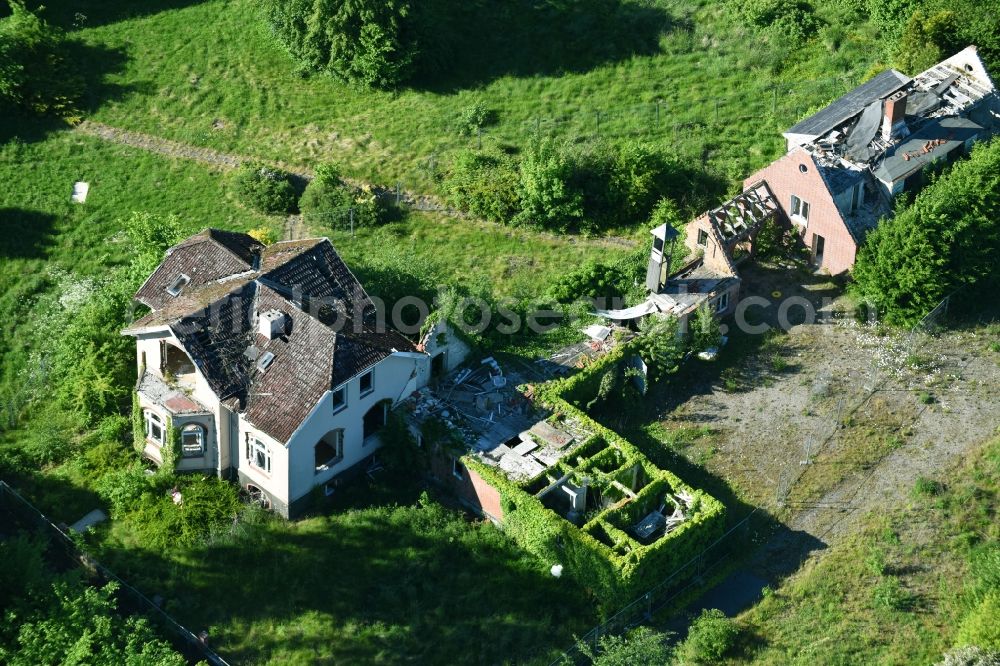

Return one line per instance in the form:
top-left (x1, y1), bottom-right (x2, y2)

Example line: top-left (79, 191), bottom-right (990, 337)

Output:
top-left (0, 209), bottom-right (58, 259)
top-left (95, 500), bottom-right (596, 665)
top-left (414, 0), bottom-right (678, 92)
top-left (14, 0), bottom-right (207, 30)
top-left (0, 38), bottom-right (140, 144)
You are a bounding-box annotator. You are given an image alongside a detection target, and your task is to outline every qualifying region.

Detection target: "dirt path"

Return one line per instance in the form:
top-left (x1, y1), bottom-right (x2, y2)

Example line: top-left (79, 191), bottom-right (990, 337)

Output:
top-left (73, 120), bottom-right (637, 249)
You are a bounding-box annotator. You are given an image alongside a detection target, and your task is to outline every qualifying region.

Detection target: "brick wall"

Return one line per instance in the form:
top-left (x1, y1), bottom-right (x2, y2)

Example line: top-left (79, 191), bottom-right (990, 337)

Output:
top-left (745, 148), bottom-right (858, 274)
top-left (430, 452), bottom-right (504, 522)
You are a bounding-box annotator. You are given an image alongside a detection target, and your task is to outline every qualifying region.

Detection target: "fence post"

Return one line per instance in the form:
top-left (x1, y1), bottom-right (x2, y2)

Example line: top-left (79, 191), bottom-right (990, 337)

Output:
top-left (595, 111), bottom-right (601, 134)
top-left (395, 182), bottom-right (401, 207)
top-left (477, 126), bottom-right (482, 150)
top-left (655, 101), bottom-right (661, 129)
top-left (772, 87), bottom-right (777, 114)
top-left (349, 207), bottom-right (354, 237)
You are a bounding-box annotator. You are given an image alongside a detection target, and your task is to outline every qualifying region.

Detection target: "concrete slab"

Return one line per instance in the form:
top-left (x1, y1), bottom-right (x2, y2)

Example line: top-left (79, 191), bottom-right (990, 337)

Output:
top-left (70, 508), bottom-right (107, 533)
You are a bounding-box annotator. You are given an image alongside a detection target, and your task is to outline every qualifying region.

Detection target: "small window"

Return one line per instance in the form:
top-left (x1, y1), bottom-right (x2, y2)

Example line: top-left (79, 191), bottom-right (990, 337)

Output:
top-left (180, 424), bottom-right (205, 457)
top-left (452, 457), bottom-right (465, 481)
top-left (331, 385), bottom-right (347, 413)
top-left (256, 351), bottom-right (275, 372)
top-left (713, 292), bottom-right (730, 313)
top-left (165, 274), bottom-right (190, 297)
top-left (697, 229), bottom-right (709, 247)
top-left (359, 370), bottom-right (374, 396)
top-left (246, 436), bottom-right (271, 474)
top-left (144, 410), bottom-right (164, 445)
top-left (790, 195), bottom-right (810, 222)
top-left (652, 236), bottom-right (664, 253)
top-left (798, 163), bottom-right (808, 173)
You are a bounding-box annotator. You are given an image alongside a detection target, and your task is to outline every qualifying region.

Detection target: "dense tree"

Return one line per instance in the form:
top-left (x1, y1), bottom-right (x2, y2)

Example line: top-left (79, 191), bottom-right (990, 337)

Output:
top-left (0, 0), bottom-right (80, 116)
top-left (516, 139), bottom-right (584, 231)
top-left (263, 0), bottom-right (423, 89)
top-left (852, 139), bottom-right (1000, 325)
top-left (0, 534), bottom-right (186, 665)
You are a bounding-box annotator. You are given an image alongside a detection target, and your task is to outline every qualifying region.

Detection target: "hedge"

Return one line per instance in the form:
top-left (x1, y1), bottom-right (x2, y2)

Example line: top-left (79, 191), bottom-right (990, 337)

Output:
top-left (463, 341), bottom-right (725, 609)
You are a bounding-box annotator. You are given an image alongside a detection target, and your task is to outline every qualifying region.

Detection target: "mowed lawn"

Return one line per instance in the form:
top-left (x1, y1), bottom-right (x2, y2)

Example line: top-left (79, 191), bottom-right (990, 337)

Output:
top-left (51, 0), bottom-right (881, 192)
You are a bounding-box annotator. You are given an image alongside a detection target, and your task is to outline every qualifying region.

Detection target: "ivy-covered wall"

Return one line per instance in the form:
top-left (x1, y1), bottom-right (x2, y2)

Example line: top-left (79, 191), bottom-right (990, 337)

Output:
top-left (463, 340), bottom-right (726, 609)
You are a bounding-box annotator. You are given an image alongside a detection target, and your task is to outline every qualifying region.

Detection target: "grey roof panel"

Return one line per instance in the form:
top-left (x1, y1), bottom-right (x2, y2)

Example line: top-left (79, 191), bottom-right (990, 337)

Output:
top-left (873, 116), bottom-right (983, 183)
top-left (786, 70), bottom-right (910, 139)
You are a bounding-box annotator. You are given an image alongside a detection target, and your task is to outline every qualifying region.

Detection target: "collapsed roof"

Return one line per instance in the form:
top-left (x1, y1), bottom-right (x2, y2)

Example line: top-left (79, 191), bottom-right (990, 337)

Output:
top-left (124, 230), bottom-right (416, 443)
top-left (789, 47), bottom-right (997, 181)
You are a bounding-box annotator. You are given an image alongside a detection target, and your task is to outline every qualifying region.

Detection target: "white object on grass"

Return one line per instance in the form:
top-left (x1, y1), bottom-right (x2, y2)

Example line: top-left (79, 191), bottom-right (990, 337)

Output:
top-left (71, 182), bottom-right (89, 203)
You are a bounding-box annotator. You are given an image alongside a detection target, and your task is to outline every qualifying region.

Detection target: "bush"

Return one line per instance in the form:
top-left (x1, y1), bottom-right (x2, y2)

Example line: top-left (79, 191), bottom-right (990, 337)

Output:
top-left (547, 261), bottom-right (628, 304)
top-left (894, 10), bottom-right (959, 74)
top-left (263, 0), bottom-right (421, 89)
top-left (445, 140), bottom-right (688, 233)
top-left (515, 139), bottom-right (583, 231)
top-left (0, 1), bottom-right (81, 116)
top-left (456, 100), bottom-right (497, 136)
top-left (692, 301), bottom-right (723, 352)
top-left (96, 464), bottom-right (151, 517)
top-left (578, 626), bottom-right (673, 665)
top-left (442, 147), bottom-right (521, 223)
top-left (735, 0), bottom-right (821, 45)
top-left (956, 592), bottom-right (1000, 649)
top-left (678, 608), bottom-right (739, 663)
top-left (232, 161), bottom-right (298, 214)
top-left (852, 139), bottom-right (1000, 326)
top-left (300, 162), bottom-right (397, 228)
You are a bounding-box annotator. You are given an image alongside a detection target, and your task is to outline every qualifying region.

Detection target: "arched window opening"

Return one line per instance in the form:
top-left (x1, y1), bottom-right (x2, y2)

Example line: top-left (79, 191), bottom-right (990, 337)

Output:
top-left (181, 423), bottom-right (205, 457)
top-left (315, 429), bottom-right (344, 473)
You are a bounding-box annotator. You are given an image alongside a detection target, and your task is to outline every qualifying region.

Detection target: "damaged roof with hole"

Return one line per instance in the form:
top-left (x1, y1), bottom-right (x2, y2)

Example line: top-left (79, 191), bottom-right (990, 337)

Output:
top-left (785, 69), bottom-right (911, 141)
top-left (124, 230), bottom-right (416, 444)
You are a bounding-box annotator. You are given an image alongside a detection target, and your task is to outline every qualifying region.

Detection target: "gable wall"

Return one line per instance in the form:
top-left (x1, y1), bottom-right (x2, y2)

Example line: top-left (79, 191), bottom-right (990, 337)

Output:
top-left (744, 149), bottom-right (857, 274)
top-left (282, 352), bottom-right (424, 508)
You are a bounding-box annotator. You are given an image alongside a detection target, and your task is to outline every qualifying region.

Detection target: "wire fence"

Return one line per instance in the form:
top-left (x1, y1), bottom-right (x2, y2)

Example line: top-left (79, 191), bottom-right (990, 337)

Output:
top-left (547, 508), bottom-right (760, 666)
top-left (0, 481), bottom-right (233, 666)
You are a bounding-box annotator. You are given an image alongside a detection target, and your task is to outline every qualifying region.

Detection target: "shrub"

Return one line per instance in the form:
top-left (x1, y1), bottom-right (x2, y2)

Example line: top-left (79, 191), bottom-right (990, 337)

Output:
top-left (547, 260), bottom-right (628, 304)
top-left (300, 162), bottom-right (396, 228)
top-left (894, 10), bottom-right (959, 74)
top-left (692, 301), bottom-right (723, 352)
top-left (232, 161), bottom-right (298, 214)
top-left (872, 575), bottom-right (914, 611)
top-left (456, 100), bottom-right (496, 136)
top-left (678, 608), bottom-right (739, 664)
top-left (263, 0), bottom-right (420, 89)
top-left (96, 464), bottom-right (151, 518)
top-left (578, 626), bottom-right (673, 665)
top-left (0, 1), bottom-right (82, 117)
top-left (852, 139), bottom-right (1000, 326)
top-left (956, 592), bottom-right (1000, 650)
top-left (635, 315), bottom-right (686, 382)
top-left (515, 138), bottom-right (583, 232)
top-left (442, 147), bottom-right (521, 223)
top-left (248, 226), bottom-right (279, 245)
top-left (735, 0), bottom-right (820, 45)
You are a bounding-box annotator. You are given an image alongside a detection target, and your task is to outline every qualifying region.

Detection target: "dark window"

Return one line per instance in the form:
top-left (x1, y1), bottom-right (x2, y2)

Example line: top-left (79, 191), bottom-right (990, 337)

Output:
top-left (363, 402), bottom-right (388, 441)
top-left (331, 386), bottom-right (347, 412)
top-left (360, 370), bottom-right (373, 395)
top-left (697, 229), bottom-right (709, 247)
top-left (314, 430), bottom-right (344, 473)
top-left (452, 457), bottom-right (465, 480)
top-left (652, 236), bottom-right (664, 253)
top-left (181, 424), bottom-right (205, 457)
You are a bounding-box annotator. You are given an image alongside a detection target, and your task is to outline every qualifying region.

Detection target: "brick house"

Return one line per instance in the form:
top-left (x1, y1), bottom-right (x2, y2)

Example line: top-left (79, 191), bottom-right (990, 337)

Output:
top-left (745, 46), bottom-right (997, 274)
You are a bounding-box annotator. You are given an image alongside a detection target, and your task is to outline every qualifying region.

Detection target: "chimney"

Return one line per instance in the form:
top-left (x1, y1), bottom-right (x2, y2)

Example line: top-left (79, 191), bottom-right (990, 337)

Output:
top-left (881, 91), bottom-right (908, 142)
top-left (259, 310), bottom-right (288, 339)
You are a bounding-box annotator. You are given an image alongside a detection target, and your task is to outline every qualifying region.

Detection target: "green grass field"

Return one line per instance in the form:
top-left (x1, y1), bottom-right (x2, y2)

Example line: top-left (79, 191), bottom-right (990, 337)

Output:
top-left (44, 0), bottom-right (882, 195)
